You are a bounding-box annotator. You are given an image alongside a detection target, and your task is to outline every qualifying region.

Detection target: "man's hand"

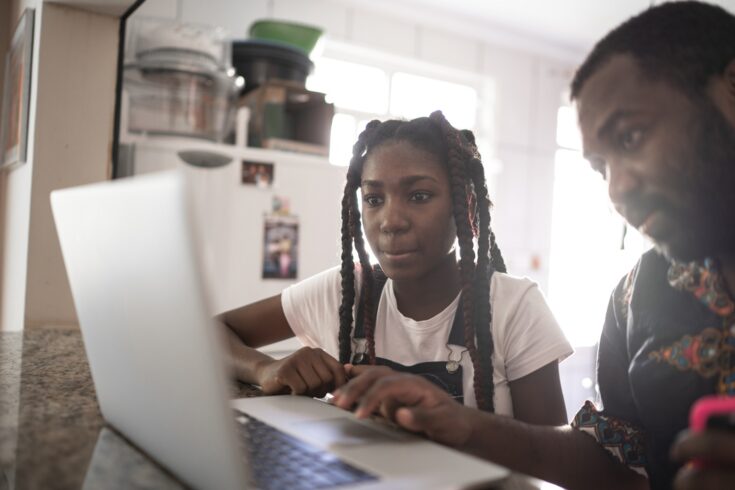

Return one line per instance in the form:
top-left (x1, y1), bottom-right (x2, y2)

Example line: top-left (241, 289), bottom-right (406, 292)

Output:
top-left (255, 347), bottom-right (347, 397)
top-left (332, 371), bottom-right (474, 448)
top-left (671, 429), bottom-right (735, 490)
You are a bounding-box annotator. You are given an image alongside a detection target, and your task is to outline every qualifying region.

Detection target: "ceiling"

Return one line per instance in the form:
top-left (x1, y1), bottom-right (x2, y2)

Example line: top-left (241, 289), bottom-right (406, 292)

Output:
top-left (368, 0), bottom-right (735, 55)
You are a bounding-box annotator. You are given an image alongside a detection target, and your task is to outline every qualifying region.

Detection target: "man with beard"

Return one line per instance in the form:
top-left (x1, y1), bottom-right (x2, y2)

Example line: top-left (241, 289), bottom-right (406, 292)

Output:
top-left (330, 2), bottom-right (735, 489)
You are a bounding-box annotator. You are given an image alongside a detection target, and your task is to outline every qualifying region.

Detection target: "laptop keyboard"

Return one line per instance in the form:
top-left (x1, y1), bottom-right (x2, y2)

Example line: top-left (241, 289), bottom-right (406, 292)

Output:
top-left (235, 410), bottom-right (378, 490)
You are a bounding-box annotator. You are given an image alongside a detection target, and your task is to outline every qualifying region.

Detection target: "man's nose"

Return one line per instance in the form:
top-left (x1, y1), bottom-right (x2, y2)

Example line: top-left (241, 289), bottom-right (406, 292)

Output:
top-left (379, 200), bottom-right (410, 234)
top-left (607, 160), bottom-right (643, 206)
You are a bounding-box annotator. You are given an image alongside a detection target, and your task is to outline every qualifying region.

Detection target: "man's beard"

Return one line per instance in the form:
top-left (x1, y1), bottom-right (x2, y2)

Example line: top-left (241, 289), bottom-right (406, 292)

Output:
top-left (657, 96), bottom-right (735, 262)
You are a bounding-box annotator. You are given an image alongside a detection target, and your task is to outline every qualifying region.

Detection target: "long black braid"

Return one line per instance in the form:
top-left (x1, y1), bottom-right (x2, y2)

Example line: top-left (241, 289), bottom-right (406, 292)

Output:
top-left (337, 121), bottom-right (379, 364)
top-left (337, 112), bottom-right (505, 411)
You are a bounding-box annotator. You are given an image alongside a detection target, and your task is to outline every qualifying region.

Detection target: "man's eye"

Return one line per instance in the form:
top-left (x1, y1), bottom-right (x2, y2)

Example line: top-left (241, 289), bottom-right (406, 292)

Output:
top-left (619, 128), bottom-right (644, 151)
top-left (363, 195), bottom-right (382, 207)
top-left (410, 191), bottom-right (432, 202)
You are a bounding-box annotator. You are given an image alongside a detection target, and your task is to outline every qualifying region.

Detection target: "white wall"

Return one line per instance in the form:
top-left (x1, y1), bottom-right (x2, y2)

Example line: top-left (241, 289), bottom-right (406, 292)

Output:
top-left (23, 4), bottom-right (117, 328)
top-left (132, 0), bottom-right (577, 291)
top-left (0, 1), bottom-right (121, 331)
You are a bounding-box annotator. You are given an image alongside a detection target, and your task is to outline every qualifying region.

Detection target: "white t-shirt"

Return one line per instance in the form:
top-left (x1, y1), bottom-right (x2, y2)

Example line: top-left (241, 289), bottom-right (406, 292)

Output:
top-left (281, 266), bottom-right (572, 415)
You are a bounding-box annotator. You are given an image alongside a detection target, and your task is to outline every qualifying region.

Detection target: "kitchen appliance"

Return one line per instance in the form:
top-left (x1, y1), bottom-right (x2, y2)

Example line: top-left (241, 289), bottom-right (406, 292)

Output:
top-left (123, 20), bottom-right (243, 142)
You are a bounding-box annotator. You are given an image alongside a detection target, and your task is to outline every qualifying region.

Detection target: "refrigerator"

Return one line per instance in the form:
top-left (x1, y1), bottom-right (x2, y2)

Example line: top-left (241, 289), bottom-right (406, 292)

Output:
top-left (118, 137), bottom-right (347, 355)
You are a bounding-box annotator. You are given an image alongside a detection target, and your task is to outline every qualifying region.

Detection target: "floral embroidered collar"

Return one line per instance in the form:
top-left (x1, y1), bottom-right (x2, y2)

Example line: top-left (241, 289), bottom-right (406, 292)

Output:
top-left (667, 258), bottom-right (735, 317)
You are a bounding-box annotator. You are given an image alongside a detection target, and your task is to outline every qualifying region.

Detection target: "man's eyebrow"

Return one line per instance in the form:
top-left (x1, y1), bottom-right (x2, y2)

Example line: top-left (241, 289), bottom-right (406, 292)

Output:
top-left (361, 175), bottom-right (439, 187)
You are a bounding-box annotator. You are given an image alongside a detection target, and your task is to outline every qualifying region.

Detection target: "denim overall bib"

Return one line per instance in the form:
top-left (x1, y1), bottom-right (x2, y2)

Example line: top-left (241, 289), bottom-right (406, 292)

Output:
top-left (351, 267), bottom-right (493, 405)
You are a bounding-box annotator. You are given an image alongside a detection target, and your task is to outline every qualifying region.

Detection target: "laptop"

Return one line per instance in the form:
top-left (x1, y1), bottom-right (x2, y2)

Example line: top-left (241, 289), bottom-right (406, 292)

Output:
top-left (50, 170), bottom-right (509, 490)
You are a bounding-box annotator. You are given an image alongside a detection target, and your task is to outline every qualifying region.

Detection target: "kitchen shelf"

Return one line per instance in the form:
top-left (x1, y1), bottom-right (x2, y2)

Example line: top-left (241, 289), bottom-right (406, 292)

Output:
top-left (119, 134), bottom-right (335, 168)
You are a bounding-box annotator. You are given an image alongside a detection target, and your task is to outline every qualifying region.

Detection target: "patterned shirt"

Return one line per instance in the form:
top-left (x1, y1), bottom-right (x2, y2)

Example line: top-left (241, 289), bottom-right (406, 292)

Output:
top-left (571, 249), bottom-right (735, 490)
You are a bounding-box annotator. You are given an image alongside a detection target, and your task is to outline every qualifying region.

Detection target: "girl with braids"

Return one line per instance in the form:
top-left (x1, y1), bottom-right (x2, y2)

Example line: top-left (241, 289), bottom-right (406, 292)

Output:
top-left (222, 111), bottom-right (571, 420)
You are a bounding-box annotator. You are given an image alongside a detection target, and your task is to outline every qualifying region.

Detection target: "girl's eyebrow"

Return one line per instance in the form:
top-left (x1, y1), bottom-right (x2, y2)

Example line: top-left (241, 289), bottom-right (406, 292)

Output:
top-left (361, 175), bottom-right (439, 188)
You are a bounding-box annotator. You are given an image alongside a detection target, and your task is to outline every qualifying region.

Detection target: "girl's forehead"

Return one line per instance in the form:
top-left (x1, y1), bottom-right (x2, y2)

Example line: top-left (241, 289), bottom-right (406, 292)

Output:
top-left (362, 141), bottom-right (446, 179)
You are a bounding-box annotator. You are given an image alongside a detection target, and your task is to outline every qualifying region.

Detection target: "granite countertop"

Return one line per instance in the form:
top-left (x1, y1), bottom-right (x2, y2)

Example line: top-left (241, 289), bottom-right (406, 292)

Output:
top-left (0, 326), bottom-right (555, 490)
top-left (0, 325), bottom-right (260, 490)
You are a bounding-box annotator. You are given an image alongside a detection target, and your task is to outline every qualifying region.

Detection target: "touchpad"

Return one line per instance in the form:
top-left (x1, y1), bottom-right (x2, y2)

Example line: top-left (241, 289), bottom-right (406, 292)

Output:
top-left (291, 417), bottom-right (413, 448)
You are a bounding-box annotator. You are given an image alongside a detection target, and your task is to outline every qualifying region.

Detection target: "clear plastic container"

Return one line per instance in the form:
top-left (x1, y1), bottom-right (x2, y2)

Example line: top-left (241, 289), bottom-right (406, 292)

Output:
top-left (123, 19), bottom-right (242, 141)
top-left (124, 62), bottom-right (241, 141)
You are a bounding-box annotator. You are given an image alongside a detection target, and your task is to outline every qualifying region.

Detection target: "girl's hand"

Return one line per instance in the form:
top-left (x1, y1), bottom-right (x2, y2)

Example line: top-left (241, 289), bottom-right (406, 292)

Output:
top-left (332, 371), bottom-right (473, 448)
top-left (344, 363), bottom-right (395, 380)
top-left (255, 347), bottom-right (347, 397)
top-left (671, 429), bottom-right (735, 490)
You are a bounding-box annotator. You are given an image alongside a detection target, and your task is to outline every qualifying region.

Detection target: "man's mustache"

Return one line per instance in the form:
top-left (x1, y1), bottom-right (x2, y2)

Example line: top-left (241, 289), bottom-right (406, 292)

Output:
top-left (616, 194), bottom-right (679, 227)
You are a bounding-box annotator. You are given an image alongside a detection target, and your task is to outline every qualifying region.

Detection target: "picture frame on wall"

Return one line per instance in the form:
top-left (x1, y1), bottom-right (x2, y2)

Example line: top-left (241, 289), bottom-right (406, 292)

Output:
top-left (0, 8), bottom-right (35, 171)
top-left (262, 214), bottom-right (299, 280)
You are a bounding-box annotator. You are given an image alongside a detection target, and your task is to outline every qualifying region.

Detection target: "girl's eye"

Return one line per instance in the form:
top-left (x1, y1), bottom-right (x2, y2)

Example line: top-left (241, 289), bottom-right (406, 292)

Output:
top-left (410, 191), bottom-right (432, 202)
top-left (619, 128), bottom-right (645, 151)
top-left (363, 195), bottom-right (383, 207)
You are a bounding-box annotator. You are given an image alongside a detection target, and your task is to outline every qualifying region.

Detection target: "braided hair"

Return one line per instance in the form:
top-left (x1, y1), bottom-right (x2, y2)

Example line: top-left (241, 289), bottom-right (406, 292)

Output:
top-left (337, 112), bottom-right (506, 411)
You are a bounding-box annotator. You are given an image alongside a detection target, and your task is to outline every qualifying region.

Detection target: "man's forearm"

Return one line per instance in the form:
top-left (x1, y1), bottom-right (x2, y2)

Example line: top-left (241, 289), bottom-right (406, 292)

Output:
top-left (461, 407), bottom-right (648, 490)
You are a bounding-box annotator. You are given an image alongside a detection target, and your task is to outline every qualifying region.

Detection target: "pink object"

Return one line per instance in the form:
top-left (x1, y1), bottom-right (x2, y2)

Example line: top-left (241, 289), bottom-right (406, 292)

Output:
top-left (690, 395), bottom-right (735, 432)
top-left (688, 395), bottom-right (735, 469)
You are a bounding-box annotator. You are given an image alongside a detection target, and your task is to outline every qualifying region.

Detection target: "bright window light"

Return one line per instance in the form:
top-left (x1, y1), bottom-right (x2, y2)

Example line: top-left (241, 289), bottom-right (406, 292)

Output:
top-left (556, 106), bottom-right (582, 150)
top-left (548, 148), bottom-right (650, 346)
top-left (307, 58), bottom-right (389, 113)
top-left (310, 48), bottom-right (486, 167)
top-left (329, 113), bottom-right (357, 166)
top-left (390, 73), bottom-right (477, 129)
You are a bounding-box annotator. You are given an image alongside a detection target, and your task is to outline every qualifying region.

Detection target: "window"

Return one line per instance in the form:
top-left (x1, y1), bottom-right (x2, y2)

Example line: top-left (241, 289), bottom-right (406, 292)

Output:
top-left (547, 104), bottom-right (650, 346)
top-left (307, 52), bottom-right (484, 167)
top-left (308, 58), bottom-right (389, 114)
top-left (390, 73), bottom-right (477, 129)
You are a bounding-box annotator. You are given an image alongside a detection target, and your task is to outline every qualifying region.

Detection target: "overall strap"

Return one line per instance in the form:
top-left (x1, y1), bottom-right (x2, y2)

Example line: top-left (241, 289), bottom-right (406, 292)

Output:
top-left (447, 267), bottom-right (496, 347)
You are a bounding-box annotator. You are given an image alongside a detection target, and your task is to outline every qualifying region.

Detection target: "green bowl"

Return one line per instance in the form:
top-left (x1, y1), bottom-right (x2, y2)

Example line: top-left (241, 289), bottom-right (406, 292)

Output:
top-left (248, 20), bottom-right (323, 56)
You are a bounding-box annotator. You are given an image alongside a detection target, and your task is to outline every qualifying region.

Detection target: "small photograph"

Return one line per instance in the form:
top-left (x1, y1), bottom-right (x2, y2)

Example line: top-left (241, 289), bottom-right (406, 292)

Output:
top-left (262, 215), bottom-right (298, 280)
top-left (242, 160), bottom-right (274, 188)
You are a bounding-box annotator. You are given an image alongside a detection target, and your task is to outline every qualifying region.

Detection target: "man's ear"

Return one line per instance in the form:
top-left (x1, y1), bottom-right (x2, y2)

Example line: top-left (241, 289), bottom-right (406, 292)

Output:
top-left (710, 58), bottom-right (735, 130)
top-left (725, 58), bottom-right (735, 98)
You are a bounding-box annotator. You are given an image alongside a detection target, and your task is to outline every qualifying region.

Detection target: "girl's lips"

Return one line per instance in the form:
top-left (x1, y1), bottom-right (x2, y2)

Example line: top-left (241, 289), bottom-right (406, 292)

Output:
top-left (382, 250), bottom-right (418, 260)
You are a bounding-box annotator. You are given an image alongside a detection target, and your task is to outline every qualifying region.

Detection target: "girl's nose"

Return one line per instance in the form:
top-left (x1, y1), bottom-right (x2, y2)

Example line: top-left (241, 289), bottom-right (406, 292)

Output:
top-left (379, 201), bottom-right (410, 234)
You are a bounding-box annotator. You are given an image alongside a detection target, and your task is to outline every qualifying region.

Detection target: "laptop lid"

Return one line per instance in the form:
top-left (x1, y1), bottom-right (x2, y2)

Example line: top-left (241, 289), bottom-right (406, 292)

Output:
top-left (51, 171), bottom-right (249, 490)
